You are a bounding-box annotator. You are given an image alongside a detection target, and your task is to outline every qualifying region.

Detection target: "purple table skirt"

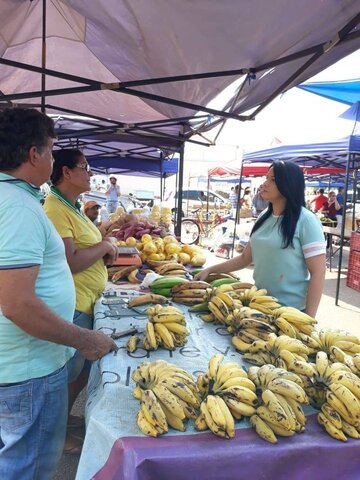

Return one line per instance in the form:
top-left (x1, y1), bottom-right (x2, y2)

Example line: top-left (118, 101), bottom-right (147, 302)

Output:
top-left (93, 414), bottom-right (360, 480)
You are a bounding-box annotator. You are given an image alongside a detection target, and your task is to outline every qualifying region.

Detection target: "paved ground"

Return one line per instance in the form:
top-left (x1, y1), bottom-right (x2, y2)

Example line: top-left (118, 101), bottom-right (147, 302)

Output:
top-left (53, 244), bottom-right (360, 480)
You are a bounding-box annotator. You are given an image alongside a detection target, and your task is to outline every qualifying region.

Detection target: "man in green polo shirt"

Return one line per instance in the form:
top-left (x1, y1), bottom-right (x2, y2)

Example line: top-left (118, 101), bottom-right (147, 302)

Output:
top-left (0, 108), bottom-right (117, 479)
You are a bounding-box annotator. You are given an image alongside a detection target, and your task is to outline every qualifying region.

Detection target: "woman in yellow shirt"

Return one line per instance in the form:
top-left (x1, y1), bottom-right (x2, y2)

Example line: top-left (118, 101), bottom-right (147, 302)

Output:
top-left (44, 149), bottom-right (117, 453)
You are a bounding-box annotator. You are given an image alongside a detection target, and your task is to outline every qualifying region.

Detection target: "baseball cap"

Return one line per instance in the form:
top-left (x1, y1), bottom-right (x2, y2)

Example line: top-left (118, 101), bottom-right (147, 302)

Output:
top-left (84, 200), bottom-right (101, 210)
top-left (109, 176), bottom-right (117, 181)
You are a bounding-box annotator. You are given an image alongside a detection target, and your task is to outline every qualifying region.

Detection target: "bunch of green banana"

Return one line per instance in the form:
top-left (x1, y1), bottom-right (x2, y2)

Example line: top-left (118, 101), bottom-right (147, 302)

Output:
top-left (235, 333), bottom-right (309, 367)
top-left (149, 276), bottom-right (189, 297)
top-left (230, 307), bottom-right (276, 352)
top-left (142, 304), bottom-right (190, 351)
top-left (247, 364), bottom-right (308, 443)
top-left (195, 355), bottom-right (258, 438)
top-left (172, 280), bottom-right (212, 306)
top-left (155, 262), bottom-right (190, 278)
top-left (132, 360), bottom-right (200, 436)
top-left (273, 306), bottom-right (317, 339)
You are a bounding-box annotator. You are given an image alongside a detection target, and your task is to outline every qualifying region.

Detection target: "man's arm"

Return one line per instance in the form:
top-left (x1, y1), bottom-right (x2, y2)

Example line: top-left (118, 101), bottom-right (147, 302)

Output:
top-left (305, 254), bottom-right (326, 318)
top-left (0, 267), bottom-right (117, 360)
top-left (116, 185), bottom-right (121, 197)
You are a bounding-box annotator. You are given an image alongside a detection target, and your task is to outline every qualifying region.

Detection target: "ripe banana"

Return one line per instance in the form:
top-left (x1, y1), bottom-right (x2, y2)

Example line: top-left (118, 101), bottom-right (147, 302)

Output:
top-left (160, 379), bottom-right (199, 407)
top-left (261, 389), bottom-right (291, 430)
top-left (268, 378), bottom-right (308, 404)
top-left (128, 294), bottom-right (169, 308)
top-left (152, 384), bottom-right (186, 420)
top-left (145, 322), bottom-right (158, 350)
top-left (137, 409), bottom-right (161, 437)
top-left (126, 335), bottom-right (140, 353)
top-left (250, 414), bottom-right (277, 444)
top-left (208, 354), bottom-right (225, 380)
top-left (141, 389), bottom-right (168, 433)
top-left (154, 323), bottom-right (175, 350)
top-left (318, 412), bottom-right (347, 442)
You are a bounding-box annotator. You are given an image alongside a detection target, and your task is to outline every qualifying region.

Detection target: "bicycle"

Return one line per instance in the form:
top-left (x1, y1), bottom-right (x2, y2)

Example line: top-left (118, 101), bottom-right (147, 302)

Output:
top-left (179, 207), bottom-right (232, 245)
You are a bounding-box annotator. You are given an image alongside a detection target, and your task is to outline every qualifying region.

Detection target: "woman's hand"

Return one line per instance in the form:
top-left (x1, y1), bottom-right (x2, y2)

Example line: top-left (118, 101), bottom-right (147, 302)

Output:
top-left (193, 267), bottom-right (213, 281)
top-left (102, 238), bottom-right (118, 265)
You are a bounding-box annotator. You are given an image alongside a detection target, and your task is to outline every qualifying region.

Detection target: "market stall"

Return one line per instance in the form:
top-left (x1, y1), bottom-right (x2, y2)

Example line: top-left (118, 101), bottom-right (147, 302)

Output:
top-left (75, 286), bottom-right (360, 480)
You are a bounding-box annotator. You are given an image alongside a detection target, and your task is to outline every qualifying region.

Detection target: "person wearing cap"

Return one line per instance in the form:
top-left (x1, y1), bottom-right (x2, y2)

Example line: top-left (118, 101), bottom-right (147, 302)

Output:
top-left (105, 176), bottom-right (120, 213)
top-left (44, 149), bottom-right (118, 455)
top-left (83, 200), bottom-right (101, 223)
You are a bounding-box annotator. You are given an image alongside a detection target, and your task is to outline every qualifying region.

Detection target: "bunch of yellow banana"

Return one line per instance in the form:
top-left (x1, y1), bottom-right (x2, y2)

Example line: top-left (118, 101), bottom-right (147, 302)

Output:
top-left (317, 402), bottom-right (360, 441)
top-left (301, 351), bottom-right (360, 437)
top-left (206, 289), bottom-right (239, 325)
top-left (230, 307), bottom-right (276, 353)
top-left (195, 355), bottom-right (258, 438)
top-left (132, 360), bottom-right (200, 436)
top-left (272, 306), bottom-right (317, 340)
top-left (155, 262), bottom-right (189, 278)
top-left (142, 304), bottom-right (190, 351)
top-left (171, 280), bottom-right (212, 306)
top-left (232, 286), bottom-right (282, 314)
top-left (329, 349), bottom-right (360, 376)
top-left (303, 351), bottom-right (360, 441)
top-left (126, 335), bottom-right (140, 353)
top-left (238, 333), bottom-right (309, 367)
top-left (247, 364), bottom-right (308, 443)
top-left (310, 329), bottom-right (360, 359)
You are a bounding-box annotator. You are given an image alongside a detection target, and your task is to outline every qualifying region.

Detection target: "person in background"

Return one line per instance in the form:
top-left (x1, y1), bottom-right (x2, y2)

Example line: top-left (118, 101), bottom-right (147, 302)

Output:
top-left (336, 187), bottom-right (345, 229)
top-left (84, 201), bottom-right (112, 237)
top-left (241, 187), bottom-right (252, 209)
top-left (310, 188), bottom-right (328, 212)
top-left (105, 176), bottom-right (120, 213)
top-left (229, 184), bottom-right (239, 219)
top-left (44, 149), bottom-right (118, 455)
top-left (83, 200), bottom-right (101, 224)
top-left (0, 108), bottom-right (117, 478)
top-left (252, 184), bottom-right (269, 217)
top-left (195, 161), bottom-right (326, 317)
top-left (319, 191), bottom-right (339, 226)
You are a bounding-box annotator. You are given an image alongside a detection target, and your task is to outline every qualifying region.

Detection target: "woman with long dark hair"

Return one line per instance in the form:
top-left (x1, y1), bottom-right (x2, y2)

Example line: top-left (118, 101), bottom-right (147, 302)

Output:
top-left (195, 161), bottom-right (326, 317)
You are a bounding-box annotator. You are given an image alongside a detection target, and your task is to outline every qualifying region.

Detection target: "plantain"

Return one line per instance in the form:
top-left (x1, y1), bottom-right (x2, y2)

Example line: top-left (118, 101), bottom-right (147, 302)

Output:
top-left (128, 294), bottom-right (169, 308)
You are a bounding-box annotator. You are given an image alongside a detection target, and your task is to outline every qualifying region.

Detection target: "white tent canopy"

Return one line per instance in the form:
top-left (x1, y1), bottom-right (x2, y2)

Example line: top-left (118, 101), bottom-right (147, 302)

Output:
top-left (0, 0), bottom-right (359, 145)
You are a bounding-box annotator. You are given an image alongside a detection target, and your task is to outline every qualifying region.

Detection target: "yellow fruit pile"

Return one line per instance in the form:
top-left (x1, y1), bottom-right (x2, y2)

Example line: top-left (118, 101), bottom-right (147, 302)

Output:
top-left (123, 234), bottom-right (206, 265)
top-left (247, 365), bottom-right (308, 443)
top-left (132, 360), bottom-right (200, 436)
top-left (195, 355), bottom-right (258, 438)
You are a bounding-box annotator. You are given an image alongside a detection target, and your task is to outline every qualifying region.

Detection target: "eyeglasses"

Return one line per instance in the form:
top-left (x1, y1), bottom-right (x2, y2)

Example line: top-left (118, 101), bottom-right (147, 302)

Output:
top-left (75, 164), bottom-right (91, 173)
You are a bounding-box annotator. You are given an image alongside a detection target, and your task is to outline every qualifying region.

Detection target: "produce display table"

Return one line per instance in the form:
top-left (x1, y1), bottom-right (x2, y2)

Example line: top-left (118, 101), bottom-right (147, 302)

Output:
top-left (75, 289), bottom-right (360, 480)
top-left (323, 226), bottom-right (352, 271)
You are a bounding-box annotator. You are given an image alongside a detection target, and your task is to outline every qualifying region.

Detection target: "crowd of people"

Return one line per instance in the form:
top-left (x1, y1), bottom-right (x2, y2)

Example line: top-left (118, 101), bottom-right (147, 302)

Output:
top-left (308, 187), bottom-right (345, 228)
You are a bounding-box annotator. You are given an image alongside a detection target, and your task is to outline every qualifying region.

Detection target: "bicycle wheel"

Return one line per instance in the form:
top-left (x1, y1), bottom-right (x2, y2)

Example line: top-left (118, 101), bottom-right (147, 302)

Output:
top-left (180, 219), bottom-right (200, 245)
